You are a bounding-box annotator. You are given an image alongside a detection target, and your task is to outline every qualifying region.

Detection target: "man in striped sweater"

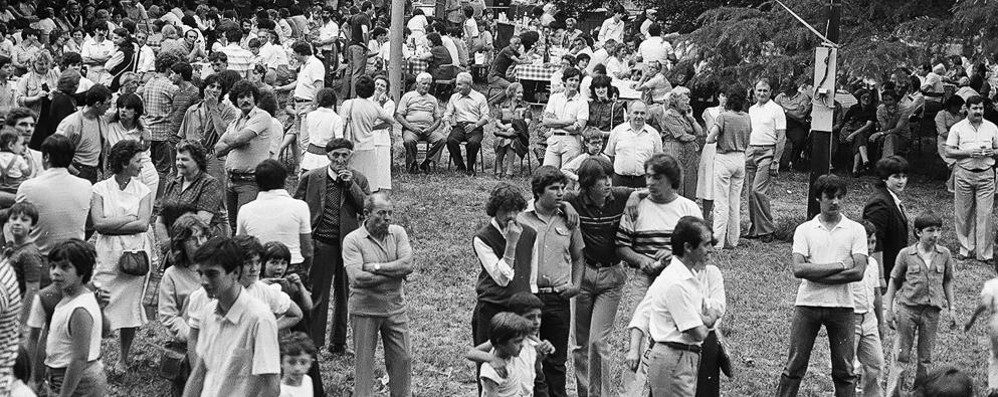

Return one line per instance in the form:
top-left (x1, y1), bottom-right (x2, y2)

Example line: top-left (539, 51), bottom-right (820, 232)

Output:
top-left (617, 153), bottom-right (703, 397)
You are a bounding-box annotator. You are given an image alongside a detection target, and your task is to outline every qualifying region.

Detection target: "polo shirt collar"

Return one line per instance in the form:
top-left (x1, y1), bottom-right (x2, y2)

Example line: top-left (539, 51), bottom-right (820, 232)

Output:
top-left (907, 244), bottom-right (945, 255)
top-left (668, 256), bottom-right (696, 280)
top-left (581, 189), bottom-right (615, 209)
top-left (216, 286), bottom-right (250, 324)
top-left (810, 214), bottom-right (847, 230)
top-left (43, 167), bottom-right (70, 176)
top-left (257, 189), bottom-right (290, 199)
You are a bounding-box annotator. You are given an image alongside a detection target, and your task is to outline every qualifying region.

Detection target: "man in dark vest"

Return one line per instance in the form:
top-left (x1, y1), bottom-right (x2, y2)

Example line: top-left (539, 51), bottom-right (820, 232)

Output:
top-left (471, 183), bottom-right (536, 346)
top-left (294, 138), bottom-right (370, 354)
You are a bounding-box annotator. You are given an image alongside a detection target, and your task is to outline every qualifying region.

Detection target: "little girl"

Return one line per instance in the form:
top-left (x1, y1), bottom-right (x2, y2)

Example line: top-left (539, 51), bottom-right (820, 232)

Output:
top-left (0, 131), bottom-right (31, 193)
top-left (43, 239), bottom-right (105, 397)
top-left (261, 241), bottom-right (313, 334)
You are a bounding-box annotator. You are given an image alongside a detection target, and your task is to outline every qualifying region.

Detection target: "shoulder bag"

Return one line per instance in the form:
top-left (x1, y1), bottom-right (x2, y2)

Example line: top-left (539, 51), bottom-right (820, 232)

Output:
top-left (119, 250), bottom-right (150, 276)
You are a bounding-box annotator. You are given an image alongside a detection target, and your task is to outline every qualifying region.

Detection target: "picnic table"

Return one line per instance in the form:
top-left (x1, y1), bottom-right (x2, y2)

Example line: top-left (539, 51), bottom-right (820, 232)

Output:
top-left (613, 79), bottom-right (643, 100)
top-left (514, 63), bottom-right (558, 82)
top-left (404, 58), bottom-right (429, 76)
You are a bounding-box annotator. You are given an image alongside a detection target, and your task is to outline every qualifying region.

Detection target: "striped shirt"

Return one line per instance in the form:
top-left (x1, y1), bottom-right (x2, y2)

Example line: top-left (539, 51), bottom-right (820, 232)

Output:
top-left (565, 187), bottom-right (634, 265)
top-left (140, 75), bottom-right (179, 141)
top-left (0, 260), bottom-right (19, 394)
top-left (219, 43), bottom-right (255, 77)
top-left (615, 196), bottom-right (702, 260)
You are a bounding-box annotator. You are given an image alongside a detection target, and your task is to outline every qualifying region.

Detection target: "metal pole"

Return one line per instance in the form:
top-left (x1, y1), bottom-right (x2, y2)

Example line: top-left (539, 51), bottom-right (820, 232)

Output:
top-left (806, 0), bottom-right (841, 218)
top-left (389, 0), bottom-right (405, 102)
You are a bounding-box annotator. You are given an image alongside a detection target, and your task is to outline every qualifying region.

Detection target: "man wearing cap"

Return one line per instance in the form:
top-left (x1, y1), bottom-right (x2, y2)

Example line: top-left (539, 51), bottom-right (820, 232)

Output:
top-left (397, 73), bottom-right (446, 173)
top-left (294, 138), bottom-right (370, 353)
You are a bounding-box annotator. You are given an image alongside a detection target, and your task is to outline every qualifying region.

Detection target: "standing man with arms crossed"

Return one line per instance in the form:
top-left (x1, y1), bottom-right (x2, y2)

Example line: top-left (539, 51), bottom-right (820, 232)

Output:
top-left (745, 78), bottom-right (787, 241)
top-left (776, 174), bottom-right (868, 397)
top-left (346, 2), bottom-right (374, 99)
top-left (542, 67), bottom-right (588, 168)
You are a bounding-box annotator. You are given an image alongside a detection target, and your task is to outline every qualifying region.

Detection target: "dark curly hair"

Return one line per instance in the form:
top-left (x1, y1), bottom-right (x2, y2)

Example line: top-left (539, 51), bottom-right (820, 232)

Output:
top-left (228, 80), bottom-right (262, 105)
top-left (170, 213), bottom-right (209, 268)
top-left (107, 139), bottom-right (145, 175)
top-left (530, 166), bottom-right (568, 199)
top-left (485, 183), bottom-right (527, 217)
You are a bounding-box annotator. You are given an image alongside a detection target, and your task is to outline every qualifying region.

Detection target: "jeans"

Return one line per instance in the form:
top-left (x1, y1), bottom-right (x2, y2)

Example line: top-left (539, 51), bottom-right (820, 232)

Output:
top-left (854, 313), bottom-right (884, 397)
top-left (150, 140), bottom-right (175, 179)
top-left (447, 123), bottom-right (484, 170)
top-left (402, 127), bottom-right (446, 168)
top-left (953, 166), bottom-right (994, 260)
top-left (572, 263), bottom-right (625, 397)
top-left (776, 306), bottom-right (856, 397)
top-left (310, 239), bottom-right (349, 349)
top-left (648, 343), bottom-right (700, 397)
top-left (538, 292), bottom-right (570, 397)
top-left (745, 145), bottom-right (776, 237)
top-left (352, 313), bottom-right (412, 397)
top-left (224, 178), bottom-right (259, 233)
top-left (542, 134), bottom-right (582, 168)
top-left (348, 44), bottom-right (367, 99)
top-left (885, 304), bottom-right (940, 397)
top-left (712, 152), bottom-right (745, 248)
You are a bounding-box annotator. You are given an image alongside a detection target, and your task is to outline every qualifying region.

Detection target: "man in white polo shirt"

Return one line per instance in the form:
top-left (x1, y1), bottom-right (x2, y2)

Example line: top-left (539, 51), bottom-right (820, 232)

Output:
top-left (542, 67), bottom-right (589, 168)
top-left (776, 174), bottom-right (868, 397)
top-left (277, 42), bottom-right (325, 159)
top-left (236, 159), bottom-right (313, 277)
top-left (945, 95), bottom-right (998, 262)
top-left (626, 216), bottom-right (720, 396)
top-left (745, 78), bottom-right (786, 241)
top-left (605, 100), bottom-right (662, 188)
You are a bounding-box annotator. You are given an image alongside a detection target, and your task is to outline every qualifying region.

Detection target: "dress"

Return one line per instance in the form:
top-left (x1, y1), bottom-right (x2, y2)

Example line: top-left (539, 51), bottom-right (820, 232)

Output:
top-left (697, 106), bottom-right (722, 201)
top-left (372, 98), bottom-right (395, 191)
top-left (91, 177), bottom-right (152, 330)
top-left (659, 107), bottom-right (702, 199)
top-left (104, 122), bottom-right (159, 200)
top-left (341, 98), bottom-right (394, 192)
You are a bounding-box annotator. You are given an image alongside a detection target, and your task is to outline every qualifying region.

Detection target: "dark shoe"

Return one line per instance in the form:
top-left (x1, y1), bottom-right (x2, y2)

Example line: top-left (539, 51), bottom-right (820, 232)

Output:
top-left (759, 233), bottom-right (775, 243)
top-left (420, 160), bottom-right (435, 173)
top-left (466, 169), bottom-right (476, 176)
top-left (407, 163), bottom-right (420, 174)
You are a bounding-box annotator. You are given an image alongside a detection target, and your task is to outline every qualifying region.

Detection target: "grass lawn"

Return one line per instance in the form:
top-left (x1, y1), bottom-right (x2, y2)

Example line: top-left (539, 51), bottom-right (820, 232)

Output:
top-left (98, 164), bottom-right (998, 397)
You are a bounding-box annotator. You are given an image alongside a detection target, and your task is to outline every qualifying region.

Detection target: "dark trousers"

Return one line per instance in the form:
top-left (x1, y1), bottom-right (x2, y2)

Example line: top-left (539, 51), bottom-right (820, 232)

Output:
top-left (150, 140), bottom-right (175, 177)
top-left (780, 119), bottom-right (810, 171)
top-left (776, 306), bottom-right (856, 397)
top-left (696, 330), bottom-right (720, 397)
top-left (538, 292), bottom-right (570, 397)
top-left (310, 238), bottom-right (349, 349)
top-left (472, 300), bottom-right (505, 396)
top-left (612, 173), bottom-right (646, 189)
top-left (447, 122), bottom-right (484, 170)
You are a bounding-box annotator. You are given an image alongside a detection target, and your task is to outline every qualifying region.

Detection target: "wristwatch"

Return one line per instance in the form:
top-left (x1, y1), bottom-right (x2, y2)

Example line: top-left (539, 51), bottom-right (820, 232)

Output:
top-left (373, 263), bottom-right (382, 272)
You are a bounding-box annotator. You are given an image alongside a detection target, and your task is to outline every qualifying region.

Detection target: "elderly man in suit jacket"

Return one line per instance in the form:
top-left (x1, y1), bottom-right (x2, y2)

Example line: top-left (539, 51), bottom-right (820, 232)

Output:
top-left (294, 137), bottom-right (370, 354)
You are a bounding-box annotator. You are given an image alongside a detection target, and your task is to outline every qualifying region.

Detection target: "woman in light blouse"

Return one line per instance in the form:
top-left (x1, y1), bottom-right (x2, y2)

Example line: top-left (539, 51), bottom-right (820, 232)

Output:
top-left (16, 50), bottom-right (59, 117)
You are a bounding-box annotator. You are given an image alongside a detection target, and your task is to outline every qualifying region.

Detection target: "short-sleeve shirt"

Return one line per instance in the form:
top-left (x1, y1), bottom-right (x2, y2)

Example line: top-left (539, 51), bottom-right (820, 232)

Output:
top-left (891, 244), bottom-right (954, 310)
top-left (342, 225), bottom-right (413, 316)
top-left (851, 256), bottom-right (880, 314)
top-left (616, 196), bottom-right (702, 261)
top-left (56, 110), bottom-right (108, 167)
top-left (196, 288), bottom-right (281, 397)
top-left (517, 209), bottom-right (585, 292)
top-left (349, 14), bottom-right (371, 46)
top-left (714, 111), bottom-right (752, 153)
top-left (638, 37), bottom-right (672, 67)
top-left (946, 118), bottom-right (998, 170)
top-left (627, 257), bottom-right (705, 345)
top-left (396, 90), bottom-right (440, 130)
top-left (236, 190), bottom-right (312, 264)
top-left (293, 56), bottom-right (325, 101)
top-left (748, 100), bottom-right (787, 146)
top-left (0, 260), bottom-right (19, 393)
top-left (606, 122), bottom-right (662, 176)
top-left (479, 342), bottom-right (537, 397)
top-left (141, 75), bottom-right (179, 141)
top-left (491, 46), bottom-right (519, 78)
top-left (543, 91), bottom-right (589, 135)
top-left (565, 187), bottom-right (633, 265)
top-left (4, 242), bottom-right (46, 291)
top-left (791, 215), bottom-right (868, 308)
top-left (224, 107), bottom-right (273, 172)
top-left (220, 44), bottom-right (255, 76)
top-left (158, 171), bottom-right (227, 235)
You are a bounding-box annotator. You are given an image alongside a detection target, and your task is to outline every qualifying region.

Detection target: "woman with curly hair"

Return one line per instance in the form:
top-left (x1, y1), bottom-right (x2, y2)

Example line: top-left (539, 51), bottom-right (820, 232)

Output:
top-left (657, 86), bottom-right (704, 199)
top-left (89, 139), bottom-right (153, 375)
top-left (105, 92), bottom-right (159, 199)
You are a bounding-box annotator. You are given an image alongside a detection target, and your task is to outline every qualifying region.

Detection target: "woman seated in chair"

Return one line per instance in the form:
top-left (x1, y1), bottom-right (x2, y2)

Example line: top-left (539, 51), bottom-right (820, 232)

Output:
top-left (492, 82), bottom-right (530, 178)
top-left (422, 32), bottom-right (456, 82)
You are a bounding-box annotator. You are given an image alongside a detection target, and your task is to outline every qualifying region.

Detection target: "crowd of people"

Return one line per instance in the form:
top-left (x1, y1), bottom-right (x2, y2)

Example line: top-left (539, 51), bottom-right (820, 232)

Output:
top-left (0, 0), bottom-right (990, 397)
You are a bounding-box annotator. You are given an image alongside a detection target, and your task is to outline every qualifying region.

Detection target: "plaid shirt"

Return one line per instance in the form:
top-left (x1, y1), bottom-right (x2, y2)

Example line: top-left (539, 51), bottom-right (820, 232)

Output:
top-left (141, 75), bottom-right (179, 141)
top-left (170, 84), bottom-right (201, 137)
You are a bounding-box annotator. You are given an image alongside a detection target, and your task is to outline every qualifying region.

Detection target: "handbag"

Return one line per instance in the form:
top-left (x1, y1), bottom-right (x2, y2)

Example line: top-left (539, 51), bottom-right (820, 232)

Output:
top-left (119, 250), bottom-right (150, 276)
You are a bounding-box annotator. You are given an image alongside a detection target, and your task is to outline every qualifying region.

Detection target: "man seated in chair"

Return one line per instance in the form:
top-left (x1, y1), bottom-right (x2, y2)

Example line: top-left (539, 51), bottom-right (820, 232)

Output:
top-left (397, 72), bottom-right (447, 174)
top-left (444, 72), bottom-right (491, 176)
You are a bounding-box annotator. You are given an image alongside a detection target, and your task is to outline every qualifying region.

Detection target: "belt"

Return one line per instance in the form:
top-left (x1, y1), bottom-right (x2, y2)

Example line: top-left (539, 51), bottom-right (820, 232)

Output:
top-left (960, 166), bottom-right (993, 173)
top-left (716, 150), bottom-right (745, 154)
top-left (658, 341), bottom-right (701, 353)
top-left (587, 260), bottom-right (618, 268)
top-left (306, 143), bottom-right (326, 155)
top-left (552, 132), bottom-right (575, 136)
top-left (293, 97), bottom-right (312, 103)
top-left (227, 170), bottom-right (256, 181)
top-left (748, 144), bottom-right (775, 148)
top-left (537, 287), bottom-right (559, 294)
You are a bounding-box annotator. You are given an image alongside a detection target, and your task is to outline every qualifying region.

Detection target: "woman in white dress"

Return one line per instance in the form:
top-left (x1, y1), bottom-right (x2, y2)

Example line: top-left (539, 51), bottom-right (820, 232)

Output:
top-left (104, 93), bottom-right (159, 199)
top-left (697, 90), bottom-right (725, 223)
top-left (340, 75), bottom-right (394, 193)
top-left (280, 87), bottom-right (343, 173)
top-left (90, 139), bottom-right (153, 374)
top-left (371, 74), bottom-right (395, 193)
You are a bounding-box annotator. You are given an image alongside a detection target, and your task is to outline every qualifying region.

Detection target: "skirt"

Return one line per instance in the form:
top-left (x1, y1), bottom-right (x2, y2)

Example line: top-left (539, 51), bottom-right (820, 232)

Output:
top-left (93, 232), bottom-right (150, 330)
top-left (663, 139), bottom-right (701, 200)
top-left (696, 142), bottom-right (717, 200)
top-left (351, 148), bottom-right (391, 192)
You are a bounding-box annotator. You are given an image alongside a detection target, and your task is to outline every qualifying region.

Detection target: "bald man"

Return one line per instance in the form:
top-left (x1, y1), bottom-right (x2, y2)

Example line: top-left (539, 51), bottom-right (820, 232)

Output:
top-left (397, 72), bottom-right (446, 173)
